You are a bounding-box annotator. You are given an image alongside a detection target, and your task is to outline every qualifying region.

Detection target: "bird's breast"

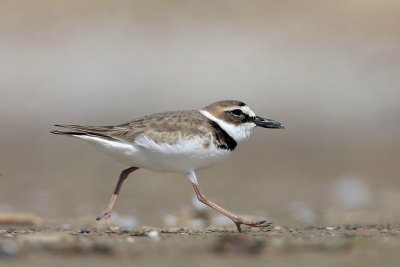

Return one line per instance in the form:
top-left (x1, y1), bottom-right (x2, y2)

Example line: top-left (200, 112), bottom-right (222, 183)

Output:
top-left (130, 135), bottom-right (232, 172)
top-left (75, 134), bottom-right (232, 173)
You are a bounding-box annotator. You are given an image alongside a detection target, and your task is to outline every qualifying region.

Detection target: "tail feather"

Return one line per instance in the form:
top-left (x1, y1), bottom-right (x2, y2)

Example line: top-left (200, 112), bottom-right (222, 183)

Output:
top-left (54, 124), bottom-right (112, 132)
top-left (51, 130), bottom-right (89, 136)
top-left (51, 125), bottom-right (115, 140)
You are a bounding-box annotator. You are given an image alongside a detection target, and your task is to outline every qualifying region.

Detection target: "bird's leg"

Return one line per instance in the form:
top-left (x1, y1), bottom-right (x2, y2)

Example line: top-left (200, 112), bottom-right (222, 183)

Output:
top-left (189, 176), bottom-right (271, 232)
top-left (96, 166), bottom-right (138, 232)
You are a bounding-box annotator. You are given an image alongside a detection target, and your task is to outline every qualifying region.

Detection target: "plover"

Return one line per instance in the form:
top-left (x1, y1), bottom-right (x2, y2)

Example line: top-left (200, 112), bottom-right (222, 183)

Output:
top-left (51, 100), bottom-right (284, 232)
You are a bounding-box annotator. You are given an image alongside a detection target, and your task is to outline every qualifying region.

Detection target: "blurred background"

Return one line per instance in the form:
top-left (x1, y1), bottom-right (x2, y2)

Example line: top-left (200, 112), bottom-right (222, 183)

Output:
top-left (1, 0), bottom-right (399, 228)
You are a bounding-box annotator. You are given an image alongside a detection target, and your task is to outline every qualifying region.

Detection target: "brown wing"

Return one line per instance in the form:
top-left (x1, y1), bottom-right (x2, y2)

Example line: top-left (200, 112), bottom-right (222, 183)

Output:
top-left (52, 110), bottom-right (212, 144)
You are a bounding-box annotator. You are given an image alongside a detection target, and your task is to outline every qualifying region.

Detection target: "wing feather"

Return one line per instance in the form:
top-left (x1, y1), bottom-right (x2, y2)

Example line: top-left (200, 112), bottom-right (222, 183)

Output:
top-left (52, 110), bottom-right (211, 145)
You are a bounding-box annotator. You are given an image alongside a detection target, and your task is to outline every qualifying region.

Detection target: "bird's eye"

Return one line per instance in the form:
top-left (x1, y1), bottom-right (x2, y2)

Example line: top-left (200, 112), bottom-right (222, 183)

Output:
top-left (231, 109), bottom-right (243, 116)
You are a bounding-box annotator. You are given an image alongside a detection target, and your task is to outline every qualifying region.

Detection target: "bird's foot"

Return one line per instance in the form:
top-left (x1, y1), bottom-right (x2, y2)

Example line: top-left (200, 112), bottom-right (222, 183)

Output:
top-left (96, 211), bottom-right (120, 233)
top-left (233, 217), bottom-right (273, 232)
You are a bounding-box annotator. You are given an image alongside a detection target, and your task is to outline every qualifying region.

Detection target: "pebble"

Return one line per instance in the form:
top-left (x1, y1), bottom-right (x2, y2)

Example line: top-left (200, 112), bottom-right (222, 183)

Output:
top-left (79, 227), bottom-right (90, 234)
top-left (147, 230), bottom-right (160, 240)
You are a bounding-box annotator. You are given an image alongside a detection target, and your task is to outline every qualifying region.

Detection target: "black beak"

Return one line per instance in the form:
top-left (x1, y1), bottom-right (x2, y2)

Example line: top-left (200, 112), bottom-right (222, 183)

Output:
top-left (253, 116), bottom-right (284, 129)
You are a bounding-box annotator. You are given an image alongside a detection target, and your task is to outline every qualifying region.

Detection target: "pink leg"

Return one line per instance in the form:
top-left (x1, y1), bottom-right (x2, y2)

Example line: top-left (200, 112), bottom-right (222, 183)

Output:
top-left (96, 166), bottom-right (138, 232)
top-left (191, 182), bottom-right (271, 232)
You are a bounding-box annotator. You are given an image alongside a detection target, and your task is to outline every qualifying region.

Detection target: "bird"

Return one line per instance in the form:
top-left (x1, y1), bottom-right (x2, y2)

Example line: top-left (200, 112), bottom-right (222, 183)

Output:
top-left (51, 100), bottom-right (284, 232)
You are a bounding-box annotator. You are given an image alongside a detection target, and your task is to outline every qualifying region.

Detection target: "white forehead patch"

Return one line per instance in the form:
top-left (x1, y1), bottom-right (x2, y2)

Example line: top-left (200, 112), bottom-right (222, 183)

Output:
top-left (239, 105), bottom-right (256, 117)
top-left (225, 105), bottom-right (256, 117)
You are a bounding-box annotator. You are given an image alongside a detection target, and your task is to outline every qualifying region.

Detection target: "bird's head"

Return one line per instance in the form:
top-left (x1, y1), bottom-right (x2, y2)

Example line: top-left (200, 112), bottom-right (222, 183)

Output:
top-left (200, 100), bottom-right (284, 143)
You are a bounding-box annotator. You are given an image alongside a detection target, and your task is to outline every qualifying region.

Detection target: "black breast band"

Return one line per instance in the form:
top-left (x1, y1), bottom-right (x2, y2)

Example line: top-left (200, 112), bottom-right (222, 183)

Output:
top-left (207, 120), bottom-right (237, 151)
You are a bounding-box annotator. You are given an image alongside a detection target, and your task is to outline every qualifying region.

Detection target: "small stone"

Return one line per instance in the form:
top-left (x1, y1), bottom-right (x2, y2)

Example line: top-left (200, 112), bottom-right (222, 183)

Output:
top-left (147, 230), bottom-right (160, 240)
top-left (79, 227), bottom-right (90, 234)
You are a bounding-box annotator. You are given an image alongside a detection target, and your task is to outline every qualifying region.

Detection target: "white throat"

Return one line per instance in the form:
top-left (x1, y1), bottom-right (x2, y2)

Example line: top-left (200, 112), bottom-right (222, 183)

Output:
top-left (200, 110), bottom-right (256, 143)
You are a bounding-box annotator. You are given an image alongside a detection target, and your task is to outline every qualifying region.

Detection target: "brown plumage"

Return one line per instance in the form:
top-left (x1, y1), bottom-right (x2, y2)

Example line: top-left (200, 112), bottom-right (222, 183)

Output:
top-left (52, 109), bottom-right (237, 150)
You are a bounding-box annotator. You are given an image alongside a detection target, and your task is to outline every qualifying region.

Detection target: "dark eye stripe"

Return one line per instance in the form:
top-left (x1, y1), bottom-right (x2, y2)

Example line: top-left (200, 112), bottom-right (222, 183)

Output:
top-left (231, 109), bottom-right (243, 116)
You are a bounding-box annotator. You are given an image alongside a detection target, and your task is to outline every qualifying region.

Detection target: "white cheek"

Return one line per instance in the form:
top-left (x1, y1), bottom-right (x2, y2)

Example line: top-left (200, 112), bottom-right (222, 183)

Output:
top-left (230, 123), bottom-right (256, 142)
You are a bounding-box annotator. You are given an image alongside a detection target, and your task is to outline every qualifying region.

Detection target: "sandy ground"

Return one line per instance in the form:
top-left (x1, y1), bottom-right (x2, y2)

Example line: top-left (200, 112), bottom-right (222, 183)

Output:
top-left (1, 221), bottom-right (400, 267)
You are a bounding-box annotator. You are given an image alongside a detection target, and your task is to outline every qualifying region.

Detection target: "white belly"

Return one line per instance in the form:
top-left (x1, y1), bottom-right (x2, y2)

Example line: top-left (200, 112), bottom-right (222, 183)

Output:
top-left (75, 135), bottom-right (231, 173)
